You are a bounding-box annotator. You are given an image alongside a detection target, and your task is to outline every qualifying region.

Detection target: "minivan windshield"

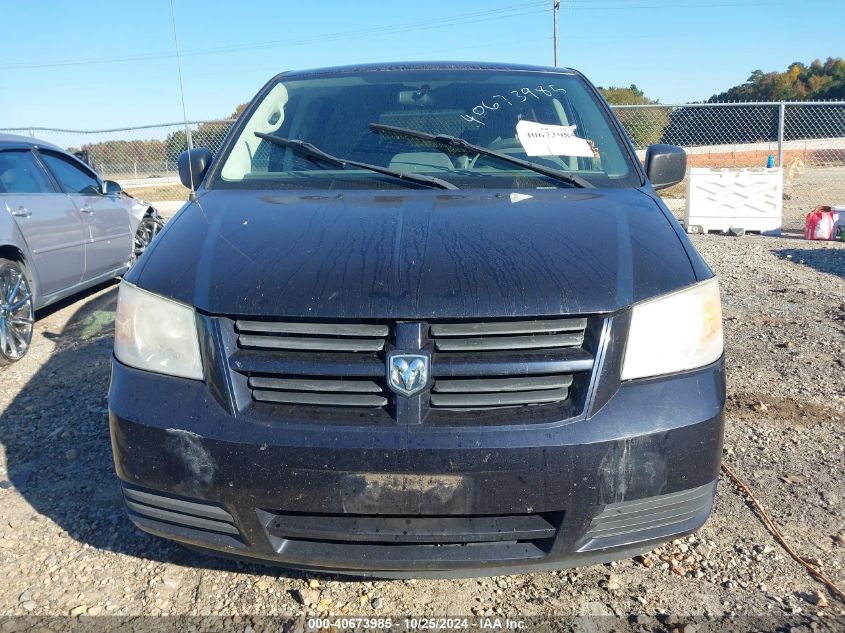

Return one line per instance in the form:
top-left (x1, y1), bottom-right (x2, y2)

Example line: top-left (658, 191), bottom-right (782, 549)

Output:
top-left (214, 69), bottom-right (640, 190)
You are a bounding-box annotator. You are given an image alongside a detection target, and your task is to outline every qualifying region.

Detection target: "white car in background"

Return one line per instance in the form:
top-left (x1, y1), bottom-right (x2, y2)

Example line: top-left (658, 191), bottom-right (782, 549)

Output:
top-left (0, 133), bottom-right (163, 364)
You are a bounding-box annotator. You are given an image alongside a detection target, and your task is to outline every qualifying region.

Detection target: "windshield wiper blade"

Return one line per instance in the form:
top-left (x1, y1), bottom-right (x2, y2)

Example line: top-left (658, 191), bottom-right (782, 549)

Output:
top-left (254, 132), bottom-right (457, 190)
top-left (369, 123), bottom-right (594, 189)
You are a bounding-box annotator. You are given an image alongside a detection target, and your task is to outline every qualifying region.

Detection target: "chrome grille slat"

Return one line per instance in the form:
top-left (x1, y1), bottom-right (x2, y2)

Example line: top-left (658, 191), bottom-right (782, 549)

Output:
top-left (249, 376), bottom-right (383, 393)
top-left (433, 374), bottom-right (572, 393)
top-left (239, 334), bottom-right (385, 352)
top-left (252, 390), bottom-right (388, 407)
top-left (236, 320), bottom-right (388, 337)
top-left (434, 332), bottom-right (584, 352)
top-left (431, 318), bottom-right (587, 336)
top-left (433, 348), bottom-right (594, 376)
top-left (230, 350), bottom-right (384, 377)
top-left (430, 388), bottom-right (570, 408)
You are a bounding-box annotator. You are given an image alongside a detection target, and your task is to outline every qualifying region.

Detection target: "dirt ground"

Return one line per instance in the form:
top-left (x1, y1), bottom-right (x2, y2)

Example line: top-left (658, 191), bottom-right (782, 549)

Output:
top-left (1, 234), bottom-right (844, 631)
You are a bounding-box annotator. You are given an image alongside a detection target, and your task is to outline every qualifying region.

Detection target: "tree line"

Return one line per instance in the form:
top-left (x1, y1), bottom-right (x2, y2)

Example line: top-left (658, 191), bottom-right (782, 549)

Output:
top-left (598, 58), bottom-right (845, 148)
top-left (709, 57), bottom-right (845, 102)
top-left (69, 105), bottom-right (245, 175)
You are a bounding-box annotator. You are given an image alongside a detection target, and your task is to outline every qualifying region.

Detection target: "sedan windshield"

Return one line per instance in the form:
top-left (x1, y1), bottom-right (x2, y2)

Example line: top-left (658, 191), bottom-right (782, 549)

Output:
top-left (214, 69), bottom-right (640, 190)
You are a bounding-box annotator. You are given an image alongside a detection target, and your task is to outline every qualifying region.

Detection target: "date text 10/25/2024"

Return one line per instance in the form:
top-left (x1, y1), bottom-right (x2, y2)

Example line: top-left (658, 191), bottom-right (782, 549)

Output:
top-left (306, 617), bottom-right (528, 630)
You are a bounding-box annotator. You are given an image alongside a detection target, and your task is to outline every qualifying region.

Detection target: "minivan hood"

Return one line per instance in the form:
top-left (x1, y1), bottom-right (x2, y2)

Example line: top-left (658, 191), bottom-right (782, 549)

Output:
top-left (129, 188), bottom-right (698, 318)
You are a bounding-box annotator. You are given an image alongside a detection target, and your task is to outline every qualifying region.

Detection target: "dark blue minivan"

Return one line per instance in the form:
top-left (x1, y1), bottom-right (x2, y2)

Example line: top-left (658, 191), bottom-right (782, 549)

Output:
top-left (109, 62), bottom-right (725, 577)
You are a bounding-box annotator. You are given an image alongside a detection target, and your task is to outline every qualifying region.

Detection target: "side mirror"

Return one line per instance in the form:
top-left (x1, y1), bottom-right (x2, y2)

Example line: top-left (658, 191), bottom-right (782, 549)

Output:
top-left (103, 179), bottom-right (123, 195)
top-left (645, 144), bottom-right (686, 190)
top-left (177, 148), bottom-right (213, 190)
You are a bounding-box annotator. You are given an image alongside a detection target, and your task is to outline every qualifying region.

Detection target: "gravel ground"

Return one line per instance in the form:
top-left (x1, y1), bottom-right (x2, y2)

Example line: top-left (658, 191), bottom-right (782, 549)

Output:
top-left (1, 233), bottom-right (844, 631)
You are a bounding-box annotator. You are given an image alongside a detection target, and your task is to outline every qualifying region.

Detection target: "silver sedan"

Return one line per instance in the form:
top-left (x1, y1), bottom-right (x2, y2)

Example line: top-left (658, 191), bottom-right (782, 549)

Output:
top-left (0, 133), bottom-right (163, 364)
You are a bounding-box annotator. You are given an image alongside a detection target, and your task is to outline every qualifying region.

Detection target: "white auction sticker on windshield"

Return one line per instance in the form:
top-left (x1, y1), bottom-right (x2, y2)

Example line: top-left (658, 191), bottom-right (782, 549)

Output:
top-left (515, 120), bottom-right (595, 158)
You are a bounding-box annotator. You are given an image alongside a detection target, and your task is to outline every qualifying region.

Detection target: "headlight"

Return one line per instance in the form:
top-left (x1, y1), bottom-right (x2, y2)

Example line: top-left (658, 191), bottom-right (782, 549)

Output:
top-left (621, 278), bottom-right (723, 380)
top-left (114, 281), bottom-right (203, 380)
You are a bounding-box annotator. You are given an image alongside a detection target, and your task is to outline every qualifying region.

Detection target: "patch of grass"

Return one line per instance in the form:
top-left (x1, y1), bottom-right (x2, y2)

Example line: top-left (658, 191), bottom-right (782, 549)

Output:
top-left (124, 183), bottom-right (189, 202)
top-left (78, 310), bottom-right (115, 340)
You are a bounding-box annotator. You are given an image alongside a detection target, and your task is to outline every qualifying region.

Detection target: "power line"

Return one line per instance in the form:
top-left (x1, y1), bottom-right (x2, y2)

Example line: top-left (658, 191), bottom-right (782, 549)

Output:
top-left (554, 0), bottom-right (833, 9)
top-left (2, 0), bottom-right (829, 72)
top-left (3, 0), bottom-right (829, 71)
top-left (0, 2), bottom-right (551, 71)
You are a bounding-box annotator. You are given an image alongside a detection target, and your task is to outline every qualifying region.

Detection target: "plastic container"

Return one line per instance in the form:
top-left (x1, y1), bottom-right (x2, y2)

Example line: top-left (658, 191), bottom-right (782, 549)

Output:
top-left (804, 207), bottom-right (836, 240)
top-left (833, 206), bottom-right (845, 241)
top-left (685, 167), bottom-right (783, 235)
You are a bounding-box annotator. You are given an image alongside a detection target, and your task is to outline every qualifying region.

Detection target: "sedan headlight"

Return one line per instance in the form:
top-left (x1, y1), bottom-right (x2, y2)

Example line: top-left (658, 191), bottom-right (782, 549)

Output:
top-left (621, 278), bottom-right (723, 381)
top-left (114, 281), bottom-right (203, 380)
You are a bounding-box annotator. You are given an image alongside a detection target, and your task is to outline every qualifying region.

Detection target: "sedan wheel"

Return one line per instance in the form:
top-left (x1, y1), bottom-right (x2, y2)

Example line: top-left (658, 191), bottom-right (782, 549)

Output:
top-left (0, 259), bottom-right (35, 365)
top-left (133, 212), bottom-right (165, 262)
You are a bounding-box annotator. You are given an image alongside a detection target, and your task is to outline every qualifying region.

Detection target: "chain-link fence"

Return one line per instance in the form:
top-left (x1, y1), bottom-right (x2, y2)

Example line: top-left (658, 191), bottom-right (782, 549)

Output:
top-left (0, 120), bottom-right (236, 204)
top-left (614, 101), bottom-right (845, 227)
top-left (3, 101), bottom-right (844, 229)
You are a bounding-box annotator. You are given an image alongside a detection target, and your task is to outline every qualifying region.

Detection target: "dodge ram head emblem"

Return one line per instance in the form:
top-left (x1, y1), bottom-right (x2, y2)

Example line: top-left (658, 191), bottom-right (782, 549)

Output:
top-left (387, 353), bottom-right (429, 397)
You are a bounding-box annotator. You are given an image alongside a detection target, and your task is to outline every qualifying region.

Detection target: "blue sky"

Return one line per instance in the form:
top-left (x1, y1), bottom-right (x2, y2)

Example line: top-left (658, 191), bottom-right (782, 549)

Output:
top-left (1, 0), bottom-right (842, 130)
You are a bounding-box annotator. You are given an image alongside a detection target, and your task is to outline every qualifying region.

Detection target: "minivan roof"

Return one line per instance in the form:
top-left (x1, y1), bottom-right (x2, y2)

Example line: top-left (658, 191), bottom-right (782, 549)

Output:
top-left (276, 61), bottom-right (579, 81)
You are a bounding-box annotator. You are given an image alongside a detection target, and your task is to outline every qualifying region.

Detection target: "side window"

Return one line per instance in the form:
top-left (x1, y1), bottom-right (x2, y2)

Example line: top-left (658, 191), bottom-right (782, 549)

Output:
top-left (39, 152), bottom-right (101, 195)
top-left (0, 150), bottom-right (57, 194)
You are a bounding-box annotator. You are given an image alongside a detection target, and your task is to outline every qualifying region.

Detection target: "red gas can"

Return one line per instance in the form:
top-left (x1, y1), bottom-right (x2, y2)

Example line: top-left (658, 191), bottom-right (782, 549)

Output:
top-left (804, 207), bottom-right (836, 240)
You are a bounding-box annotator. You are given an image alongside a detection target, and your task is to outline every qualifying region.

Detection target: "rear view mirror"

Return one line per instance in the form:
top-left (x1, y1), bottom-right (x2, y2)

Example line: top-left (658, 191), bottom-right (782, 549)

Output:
top-left (103, 179), bottom-right (122, 195)
top-left (178, 148), bottom-right (213, 190)
top-left (645, 144), bottom-right (686, 190)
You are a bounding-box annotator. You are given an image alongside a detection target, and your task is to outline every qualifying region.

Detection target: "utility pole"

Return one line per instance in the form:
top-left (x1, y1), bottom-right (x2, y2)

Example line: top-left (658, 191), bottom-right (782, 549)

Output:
top-left (553, 0), bottom-right (560, 67)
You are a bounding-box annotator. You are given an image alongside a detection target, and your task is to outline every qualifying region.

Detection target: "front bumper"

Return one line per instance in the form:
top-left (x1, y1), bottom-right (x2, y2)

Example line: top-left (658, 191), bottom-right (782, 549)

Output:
top-left (109, 354), bottom-right (725, 578)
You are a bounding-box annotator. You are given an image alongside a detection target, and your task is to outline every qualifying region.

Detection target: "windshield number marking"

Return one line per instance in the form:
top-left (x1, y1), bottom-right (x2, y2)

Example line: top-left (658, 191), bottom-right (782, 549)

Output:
top-left (460, 114), bottom-right (485, 126)
top-left (461, 86), bottom-right (567, 128)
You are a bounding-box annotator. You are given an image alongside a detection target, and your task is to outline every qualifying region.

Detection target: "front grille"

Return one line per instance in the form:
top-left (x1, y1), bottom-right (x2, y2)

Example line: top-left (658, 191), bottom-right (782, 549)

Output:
top-left (234, 320), bottom-right (389, 408)
top-left (430, 317), bottom-right (590, 410)
top-left (224, 315), bottom-right (603, 424)
top-left (258, 509), bottom-right (561, 568)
